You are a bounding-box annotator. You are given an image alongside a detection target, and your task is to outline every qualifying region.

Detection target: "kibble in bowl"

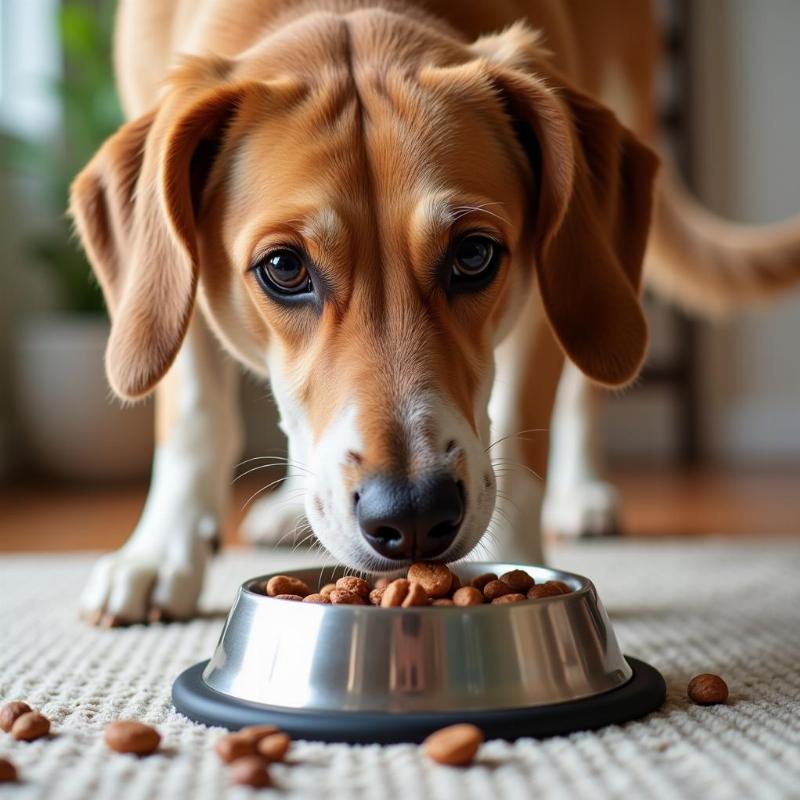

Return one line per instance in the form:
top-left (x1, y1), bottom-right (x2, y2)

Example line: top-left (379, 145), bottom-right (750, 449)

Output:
top-left (259, 562), bottom-right (573, 609)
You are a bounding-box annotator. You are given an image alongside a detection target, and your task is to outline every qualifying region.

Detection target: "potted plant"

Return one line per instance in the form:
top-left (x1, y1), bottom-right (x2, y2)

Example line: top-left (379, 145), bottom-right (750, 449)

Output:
top-left (6, 0), bottom-right (153, 482)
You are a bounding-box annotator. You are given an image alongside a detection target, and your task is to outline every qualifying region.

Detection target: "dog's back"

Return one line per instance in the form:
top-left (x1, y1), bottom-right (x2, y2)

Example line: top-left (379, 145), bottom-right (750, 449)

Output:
top-left (115, 0), bottom-right (280, 115)
top-left (114, 0), bottom-right (656, 116)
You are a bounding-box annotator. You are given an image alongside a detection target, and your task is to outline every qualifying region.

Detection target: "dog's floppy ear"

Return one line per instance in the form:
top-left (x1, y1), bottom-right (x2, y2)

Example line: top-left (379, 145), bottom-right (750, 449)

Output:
top-left (454, 24), bottom-right (657, 385)
top-left (70, 63), bottom-right (263, 399)
top-left (489, 65), bottom-right (658, 385)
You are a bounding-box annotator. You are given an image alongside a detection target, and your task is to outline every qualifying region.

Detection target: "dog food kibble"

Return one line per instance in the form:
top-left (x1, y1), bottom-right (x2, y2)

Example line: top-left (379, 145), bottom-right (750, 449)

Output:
top-left (0, 758), bottom-right (18, 784)
top-left (470, 572), bottom-right (498, 591)
top-left (215, 733), bottom-right (256, 763)
top-left (229, 755), bottom-right (272, 788)
top-left (492, 593), bottom-right (527, 604)
top-left (303, 592), bottom-right (331, 604)
top-left (482, 579), bottom-right (511, 601)
top-left (381, 579), bottom-right (411, 607)
top-left (423, 723), bottom-right (484, 766)
top-left (104, 721), bottom-right (161, 755)
top-left (336, 576), bottom-right (371, 599)
top-left (11, 711), bottom-right (50, 742)
top-left (369, 587), bottom-right (386, 605)
top-left (407, 562), bottom-right (453, 598)
top-left (402, 582), bottom-right (430, 607)
top-left (256, 731), bottom-right (291, 762)
top-left (329, 589), bottom-right (365, 605)
top-left (266, 575), bottom-right (310, 598)
top-left (0, 701), bottom-right (32, 732)
top-left (500, 569), bottom-right (535, 593)
top-left (237, 725), bottom-right (279, 744)
top-left (688, 673), bottom-right (729, 705)
top-left (527, 583), bottom-right (563, 600)
top-left (453, 586), bottom-right (484, 607)
top-left (264, 565), bottom-right (572, 608)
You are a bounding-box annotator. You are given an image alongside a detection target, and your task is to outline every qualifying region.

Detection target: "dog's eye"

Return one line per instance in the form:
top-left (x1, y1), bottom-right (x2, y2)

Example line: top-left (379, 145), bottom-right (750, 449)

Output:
top-left (453, 236), bottom-right (494, 275)
top-left (450, 234), bottom-right (502, 291)
top-left (254, 249), bottom-right (312, 296)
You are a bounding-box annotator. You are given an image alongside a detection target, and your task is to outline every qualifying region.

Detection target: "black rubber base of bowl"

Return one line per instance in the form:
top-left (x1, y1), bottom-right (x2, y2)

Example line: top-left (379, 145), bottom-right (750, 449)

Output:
top-left (172, 657), bottom-right (665, 743)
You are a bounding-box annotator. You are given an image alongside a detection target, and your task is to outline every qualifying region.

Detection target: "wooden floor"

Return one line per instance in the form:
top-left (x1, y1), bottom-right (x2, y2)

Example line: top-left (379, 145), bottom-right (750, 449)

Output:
top-left (0, 467), bottom-right (798, 552)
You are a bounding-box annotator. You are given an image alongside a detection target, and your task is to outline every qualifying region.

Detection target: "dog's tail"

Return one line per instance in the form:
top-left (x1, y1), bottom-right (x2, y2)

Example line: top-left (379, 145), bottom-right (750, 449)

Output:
top-left (644, 164), bottom-right (800, 315)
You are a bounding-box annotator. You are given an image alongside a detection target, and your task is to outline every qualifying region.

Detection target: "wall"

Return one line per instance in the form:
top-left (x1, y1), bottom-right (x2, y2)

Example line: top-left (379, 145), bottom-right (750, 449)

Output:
top-left (691, 0), bottom-right (800, 463)
top-left (0, 0), bottom-right (61, 479)
top-left (606, 0), bottom-right (800, 465)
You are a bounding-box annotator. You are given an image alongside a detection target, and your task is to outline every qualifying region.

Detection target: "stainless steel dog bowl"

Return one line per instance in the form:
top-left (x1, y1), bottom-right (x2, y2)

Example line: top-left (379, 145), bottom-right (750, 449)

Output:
top-left (173, 562), bottom-right (665, 742)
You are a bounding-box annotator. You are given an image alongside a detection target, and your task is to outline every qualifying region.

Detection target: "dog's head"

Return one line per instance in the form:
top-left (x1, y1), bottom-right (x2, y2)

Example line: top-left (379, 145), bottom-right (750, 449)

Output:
top-left (71, 12), bottom-right (656, 571)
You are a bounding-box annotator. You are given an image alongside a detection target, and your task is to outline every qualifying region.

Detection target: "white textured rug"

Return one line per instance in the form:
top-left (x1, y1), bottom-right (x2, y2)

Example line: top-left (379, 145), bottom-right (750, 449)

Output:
top-left (1, 539), bottom-right (799, 800)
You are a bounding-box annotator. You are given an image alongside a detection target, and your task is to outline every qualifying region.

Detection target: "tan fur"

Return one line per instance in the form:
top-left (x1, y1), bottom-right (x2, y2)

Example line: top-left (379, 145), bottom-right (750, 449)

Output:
top-left (70, 64), bottom-right (281, 398)
top-left (69, 0), bottom-right (798, 570)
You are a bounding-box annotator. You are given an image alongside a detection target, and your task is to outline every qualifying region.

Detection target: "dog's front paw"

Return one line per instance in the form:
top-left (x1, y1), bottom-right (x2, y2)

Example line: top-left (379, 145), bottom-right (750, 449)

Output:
top-left (542, 480), bottom-right (621, 538)
top-left (240, 483), bottom-right (310, 547)
top-left (81, 512), bottom-right (217, 626)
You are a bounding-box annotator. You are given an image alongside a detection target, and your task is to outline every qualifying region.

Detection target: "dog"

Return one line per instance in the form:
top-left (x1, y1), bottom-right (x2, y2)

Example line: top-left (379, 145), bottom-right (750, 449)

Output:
top-left (70, 0), bottom-right (800, 625)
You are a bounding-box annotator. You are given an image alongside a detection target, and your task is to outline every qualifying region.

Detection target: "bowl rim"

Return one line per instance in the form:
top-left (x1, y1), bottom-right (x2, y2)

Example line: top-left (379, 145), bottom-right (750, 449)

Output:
top-left (239, 562), bottom-right (594, 613)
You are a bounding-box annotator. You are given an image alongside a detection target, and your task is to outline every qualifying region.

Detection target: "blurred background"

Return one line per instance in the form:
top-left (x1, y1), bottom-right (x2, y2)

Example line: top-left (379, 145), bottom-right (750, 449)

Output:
top-left (0, 0), bottom-right (798, 549)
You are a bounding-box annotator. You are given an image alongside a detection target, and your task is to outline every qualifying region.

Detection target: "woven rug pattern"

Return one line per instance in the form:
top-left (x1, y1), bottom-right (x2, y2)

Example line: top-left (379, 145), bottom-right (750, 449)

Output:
top-left (1, 538), bottom-right (799, 799)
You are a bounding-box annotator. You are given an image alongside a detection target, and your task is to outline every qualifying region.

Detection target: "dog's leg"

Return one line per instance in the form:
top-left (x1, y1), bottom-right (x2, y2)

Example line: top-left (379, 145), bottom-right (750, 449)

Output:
top-left (81, 316), bottom-right (241, 624)
top-left (484, 296), bottom-right (563, 565)
top-left (542, 363), bottom-right (621, 537)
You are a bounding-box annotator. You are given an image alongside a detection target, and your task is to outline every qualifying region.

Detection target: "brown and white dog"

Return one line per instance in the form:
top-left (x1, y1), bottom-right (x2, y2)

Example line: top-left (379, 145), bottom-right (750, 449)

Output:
top-left (70, 0), bottom-right (800, 625)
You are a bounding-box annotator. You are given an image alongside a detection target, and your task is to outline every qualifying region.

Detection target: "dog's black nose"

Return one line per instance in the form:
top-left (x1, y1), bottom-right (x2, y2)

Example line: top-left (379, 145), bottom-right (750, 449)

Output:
top-left (356, 474), bottom-right (464, 561)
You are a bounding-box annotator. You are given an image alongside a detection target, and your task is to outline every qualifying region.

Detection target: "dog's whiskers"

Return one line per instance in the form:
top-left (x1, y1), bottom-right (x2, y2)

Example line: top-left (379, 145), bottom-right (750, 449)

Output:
top-left (272, 509), bottom-right (310, 549)
top-left (233, 465), bottom-right (306, 485)
top-left (240, 475), bottom-right (297, 512)
top-left (494, 489), bottom-right (521, 518)
top-left (491, 458), bottom-right (543, 483)
top-left (484, 427), bottom-right (548, 453)
top-left (234, 453), bottom-right (314, 473)
top-left (291, 530), bottom-right (316, 554)
top-left (472, 523), bottom-right (500, 561)
top-left (284, 512), bottom-right (308, 551)
top-left (451, 201), bottom-right (510, 225)
top-left (314, 544), bottom-right (336, 590)
top-left (490, 505), bottom-right (514, 529)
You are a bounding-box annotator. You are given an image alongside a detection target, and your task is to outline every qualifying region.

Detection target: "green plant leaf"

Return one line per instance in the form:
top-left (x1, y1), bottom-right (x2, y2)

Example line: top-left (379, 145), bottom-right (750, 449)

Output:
top-left (4, 0), bottom-right (122, 314)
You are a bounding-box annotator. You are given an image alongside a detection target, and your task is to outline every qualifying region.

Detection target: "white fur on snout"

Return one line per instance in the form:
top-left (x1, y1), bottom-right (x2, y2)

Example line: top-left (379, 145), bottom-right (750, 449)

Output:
top-left (306, 393), bottom-right (496, 573)
top-left (303, 403), bottom-right (377, 569)
top-left (403, 393), bottom-right (496, 567)
top-left (267, 339), bottom-right (497, 572)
